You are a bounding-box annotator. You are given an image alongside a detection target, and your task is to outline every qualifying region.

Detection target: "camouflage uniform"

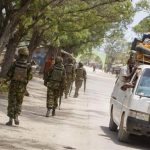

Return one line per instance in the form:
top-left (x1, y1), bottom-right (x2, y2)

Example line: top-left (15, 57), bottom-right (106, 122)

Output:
top-left (44, 57), bottom-right (66, 117)
top-left (74, 62), bottom-right (86, 98)
top-left (65, 58), bottom-right (75, 98)
top-left (6, 48), bottom-right (32, 126)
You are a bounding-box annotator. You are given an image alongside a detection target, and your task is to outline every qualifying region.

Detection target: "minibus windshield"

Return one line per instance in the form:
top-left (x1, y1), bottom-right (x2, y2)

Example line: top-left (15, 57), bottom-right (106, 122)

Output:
top-left (136, 68), bottom-right (150, 97)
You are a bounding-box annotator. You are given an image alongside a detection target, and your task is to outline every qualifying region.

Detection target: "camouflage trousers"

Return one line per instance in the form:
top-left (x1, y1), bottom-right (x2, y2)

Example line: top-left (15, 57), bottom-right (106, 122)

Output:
top-left (74, 80), bottom-right (83, 97)
top-left (47, 88), bottom-right (59, 109)
top-left (7, 81), bottom-right (26, 118)
top-left (65, 79), bottom-right (73, 96)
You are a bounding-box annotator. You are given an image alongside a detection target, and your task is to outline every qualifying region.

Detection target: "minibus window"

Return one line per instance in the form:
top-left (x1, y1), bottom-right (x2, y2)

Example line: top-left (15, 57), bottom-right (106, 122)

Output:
top-left (136, 69), bottom-right (150, 97)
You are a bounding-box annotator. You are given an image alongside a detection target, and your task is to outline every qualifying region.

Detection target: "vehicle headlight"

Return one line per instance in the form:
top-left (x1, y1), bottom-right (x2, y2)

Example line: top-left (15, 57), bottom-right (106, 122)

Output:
top-left (129, 110), bottom-right (149, 121)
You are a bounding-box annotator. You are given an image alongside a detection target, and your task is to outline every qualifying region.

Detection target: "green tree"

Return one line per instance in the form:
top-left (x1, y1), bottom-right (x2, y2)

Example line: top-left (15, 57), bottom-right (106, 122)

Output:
top-left (133, 17), bottom-right (150, 35)
top-left (0, 0), bottom-right (134, 77)
top-left (0, 0), bottom-right (32, 53)
top-left (41, 0), bottom-right (133, 55)
top-left (133, 0), bottom-right (150, 34)
top-left (104, 30), bottom-right (130, 71)
top-left (0, 0), bottom-right (65, 77)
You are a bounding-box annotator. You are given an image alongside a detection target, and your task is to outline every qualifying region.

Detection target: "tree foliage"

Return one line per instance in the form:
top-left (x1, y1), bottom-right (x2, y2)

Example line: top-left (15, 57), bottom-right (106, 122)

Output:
top-left (0, 0), bottom-right (134, 76)
top-left (134, 16), bottom-right (150, 34)
top-left (136, 0), bottom-right (150, 13)
top-left (0, 0), bottom-right (134, 54)
top-left (133, 0), bottom-right (150, 34)
top-left (79, 51), bottom-right (102, 64)
top-left (104, 29), bottom-right (130, 70)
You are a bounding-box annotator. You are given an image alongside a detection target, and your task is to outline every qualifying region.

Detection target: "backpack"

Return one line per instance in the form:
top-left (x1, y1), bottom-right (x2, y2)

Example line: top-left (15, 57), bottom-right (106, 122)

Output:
top-left (76, 68), bottom-right (84, 79)
top-left (51, 65), bottom-right (63, 82)
top-left (65, 64), bottom-right (73, 74)
top-left (12, 61), bottom-right (28, 81)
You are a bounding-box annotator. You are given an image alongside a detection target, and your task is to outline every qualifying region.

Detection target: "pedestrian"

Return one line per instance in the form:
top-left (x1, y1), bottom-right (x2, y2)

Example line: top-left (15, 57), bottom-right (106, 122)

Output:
top-left (44, 57), bottom-right (66, 117)
top-left (64, 57), bottom-right (75, 98)
top-left (93, 64), bottom-right (96, 72)
top-left (43, 56), bottom-right (55, 85)
top-left (74, 62), bottom-right (86, 98)
top-left (5, 48), bottom-right (32, 126)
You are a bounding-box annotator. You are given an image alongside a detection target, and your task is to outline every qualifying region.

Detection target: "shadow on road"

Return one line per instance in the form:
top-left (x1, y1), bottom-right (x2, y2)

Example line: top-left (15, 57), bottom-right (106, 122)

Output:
top-left (0, 95), bottom-right (95, 131)
top-left (0, 135), bottom-right (58, 150)
top-left (21, 105), bottom-right (94, 130)
top-left (100, 126), bottom-right (150, 150)
top-left (0, 123), bottom-right (30, 132)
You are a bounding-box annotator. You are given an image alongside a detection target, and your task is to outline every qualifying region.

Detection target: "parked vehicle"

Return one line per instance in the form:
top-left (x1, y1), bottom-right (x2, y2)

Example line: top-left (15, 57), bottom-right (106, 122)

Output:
top-left (109, 64), bottom-right (150, 142)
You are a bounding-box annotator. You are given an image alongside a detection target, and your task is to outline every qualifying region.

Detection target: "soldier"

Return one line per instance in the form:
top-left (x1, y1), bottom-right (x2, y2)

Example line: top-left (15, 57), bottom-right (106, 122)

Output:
top-left (74, 62), bottom-right (86, 98)
top-left (44, 57), bottom-right (66, 117)
top-left (5, 48), bottom-right (32, 126)
top-left (93, 64), bottom-right (96, 72)
top-left (64, 57), bottom-right (75, 98)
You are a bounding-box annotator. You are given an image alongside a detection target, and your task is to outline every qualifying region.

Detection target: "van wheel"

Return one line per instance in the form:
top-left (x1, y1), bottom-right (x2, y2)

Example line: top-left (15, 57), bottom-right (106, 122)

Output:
top-left (118, 114), bottom-right (129, 142)
top-left (109, 109), bottom-right (117, 131)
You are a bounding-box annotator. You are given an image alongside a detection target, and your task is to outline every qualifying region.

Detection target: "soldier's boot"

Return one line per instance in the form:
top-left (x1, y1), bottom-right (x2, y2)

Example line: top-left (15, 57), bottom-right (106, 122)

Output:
top-left (46, 108), bottom-right (51, 117)
top-left (14, 115), bottom-right (19, 125)
top-left (73, 93), bottom-right (78, 98)
top-left (6, 118), bottom-right (13, 126)
top-left (25, 90), bottom-right (30, 97)
top-left (52, 108), bottom-right (56, 116)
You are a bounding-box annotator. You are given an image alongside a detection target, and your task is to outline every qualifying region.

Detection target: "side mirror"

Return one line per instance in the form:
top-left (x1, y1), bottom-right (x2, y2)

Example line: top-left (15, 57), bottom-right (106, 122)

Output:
top-left (136, 92), bottom-right (144, 98)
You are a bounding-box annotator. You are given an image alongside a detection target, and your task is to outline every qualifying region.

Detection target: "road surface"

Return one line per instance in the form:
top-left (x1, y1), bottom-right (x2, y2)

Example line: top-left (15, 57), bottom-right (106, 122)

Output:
top-left (0, 67), bottom-right (149, 150)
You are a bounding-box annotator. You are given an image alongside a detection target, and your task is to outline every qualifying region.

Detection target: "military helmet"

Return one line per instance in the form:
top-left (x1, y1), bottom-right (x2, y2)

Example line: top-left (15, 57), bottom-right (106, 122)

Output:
top-left (18, 48), bottom-right (29, 56)
top-left (55, 56), bottom-right (63, 64)
top-left (67, 57), bottom-right (73, 63)
top-left (79, 62), bottom-right (83, 67)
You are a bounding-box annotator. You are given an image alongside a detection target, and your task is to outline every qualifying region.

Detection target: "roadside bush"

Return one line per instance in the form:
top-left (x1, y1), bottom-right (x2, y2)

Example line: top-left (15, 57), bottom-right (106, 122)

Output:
top-left (0, 78), bottom-right (8, 93)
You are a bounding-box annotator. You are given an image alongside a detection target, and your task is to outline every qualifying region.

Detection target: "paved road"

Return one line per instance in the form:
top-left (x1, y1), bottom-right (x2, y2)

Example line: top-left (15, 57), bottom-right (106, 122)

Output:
top-left (0, 67), bottom-right (149, 150)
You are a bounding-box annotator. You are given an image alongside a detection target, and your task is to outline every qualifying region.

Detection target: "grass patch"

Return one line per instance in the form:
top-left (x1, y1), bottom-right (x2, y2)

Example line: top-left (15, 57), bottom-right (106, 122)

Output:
top-left (0, 78), bottom-right (8, 93)
top-left (0, 83), bottom-right (8, 93)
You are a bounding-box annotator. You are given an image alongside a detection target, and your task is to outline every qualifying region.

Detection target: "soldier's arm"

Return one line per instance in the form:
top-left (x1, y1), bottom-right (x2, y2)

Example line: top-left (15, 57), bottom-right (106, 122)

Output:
top-left (75, 68), bottom-right (77, 78)
top-left (43, 65), bottom-right (54, 86)
top-left (83, 68), bottom-right (87, 80)
top-left (72, 66), bottom-right (76, 81)
top-left (27, 65), bottom-right (33, 81)
top-left (45, 65), bottom-right (53, 81)
top-left (62, 69), bottom-right (67, 89)
top-left (6, 62), bottom-right (15, 81)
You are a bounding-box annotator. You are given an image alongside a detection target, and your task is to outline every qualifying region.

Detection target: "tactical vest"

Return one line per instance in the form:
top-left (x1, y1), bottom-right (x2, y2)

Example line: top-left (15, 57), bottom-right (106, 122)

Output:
top-left (51, 65), bottom-right (63, 82)
top-left (76, 68), bottom-right (84, 79)
top-left (65, 64), bottom-right (73, 74)
top-left (12, 61), bottom-right (29, 81)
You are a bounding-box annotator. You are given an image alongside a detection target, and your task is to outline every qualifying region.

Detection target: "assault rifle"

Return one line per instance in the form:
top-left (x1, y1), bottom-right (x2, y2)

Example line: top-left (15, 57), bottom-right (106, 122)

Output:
top-left (84, 78), bottom-right (86, 92)
top-left (58, 94), bottom-right (62, 110)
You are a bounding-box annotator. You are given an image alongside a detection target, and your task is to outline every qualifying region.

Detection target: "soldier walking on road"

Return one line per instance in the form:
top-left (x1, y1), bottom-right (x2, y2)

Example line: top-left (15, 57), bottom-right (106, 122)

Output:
top-left (93, 64), bottom-right (96, 72)
top-left (44, 57), bottom-right (66, 117)
top-left (74, 62), bottom-right (86, 98)
top-left (5, 48), bottom-right (32, 126)
top-left (64, 57), bottom-right (75, 98)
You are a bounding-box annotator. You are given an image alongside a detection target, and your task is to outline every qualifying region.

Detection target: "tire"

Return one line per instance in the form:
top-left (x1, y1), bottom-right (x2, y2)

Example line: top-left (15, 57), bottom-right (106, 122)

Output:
top-left (118, 114), bottom-right (129, 142)
top-left (109, 108), bottom-right (118, 131)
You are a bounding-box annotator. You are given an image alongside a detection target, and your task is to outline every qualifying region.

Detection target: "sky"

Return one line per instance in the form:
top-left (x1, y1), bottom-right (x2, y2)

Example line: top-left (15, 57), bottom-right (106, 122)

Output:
top-left (125, 0), bottom-right (149, 41)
